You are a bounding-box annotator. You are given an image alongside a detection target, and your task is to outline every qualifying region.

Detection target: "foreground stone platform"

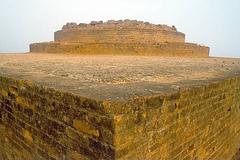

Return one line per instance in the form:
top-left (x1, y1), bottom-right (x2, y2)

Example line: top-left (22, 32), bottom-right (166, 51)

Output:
top-left (0, 53), bottom-right (240, 159)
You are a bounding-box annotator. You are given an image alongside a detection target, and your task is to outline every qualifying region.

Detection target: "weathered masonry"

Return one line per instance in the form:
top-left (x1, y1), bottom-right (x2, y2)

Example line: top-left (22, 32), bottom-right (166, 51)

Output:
top-left (0, 20), bottom-right (240, 159)
top-left (30, 20), bottom-right (209, 57)
top-left (0, 54), bottom-right (240, 160)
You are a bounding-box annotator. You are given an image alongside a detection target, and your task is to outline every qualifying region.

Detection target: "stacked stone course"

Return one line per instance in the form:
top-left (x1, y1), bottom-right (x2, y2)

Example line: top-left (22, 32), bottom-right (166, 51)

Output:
top-left (30, 42), bottom-right (209, 57)
top-left (30, 20), bottom-right (209, 57)
top-left (0, 76), bottom-right (115, 159)
top-left (0, 74), bottom-right (240, 159)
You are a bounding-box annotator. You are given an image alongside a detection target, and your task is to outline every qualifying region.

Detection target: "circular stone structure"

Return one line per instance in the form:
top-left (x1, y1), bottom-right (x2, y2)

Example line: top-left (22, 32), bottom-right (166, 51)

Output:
top-left (30, 20), bottom-right (209, 57)
top-left (54, 20), bottom-right (185, 44)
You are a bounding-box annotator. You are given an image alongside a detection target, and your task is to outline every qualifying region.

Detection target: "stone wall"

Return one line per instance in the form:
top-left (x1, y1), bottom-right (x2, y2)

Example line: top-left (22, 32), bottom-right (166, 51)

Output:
top-left (30, 42), bottom-right (209, 58)
top-left (55, 20), bottom-right (185, 44)
top-left (112, 76), bottom-right (240, 159)
top-left (0, 75), bottom-right (240, 159)
top-left (29, 20), bottom-right (212, 57)
top-left (0, 76), bottom-right (115, 160)
top-left (54, 29), bottom-right (185, 44)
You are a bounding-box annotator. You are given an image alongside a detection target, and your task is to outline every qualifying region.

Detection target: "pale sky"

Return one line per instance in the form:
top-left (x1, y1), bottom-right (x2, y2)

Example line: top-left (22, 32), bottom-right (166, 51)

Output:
top-left (0, 0), bottom-right (240, 57)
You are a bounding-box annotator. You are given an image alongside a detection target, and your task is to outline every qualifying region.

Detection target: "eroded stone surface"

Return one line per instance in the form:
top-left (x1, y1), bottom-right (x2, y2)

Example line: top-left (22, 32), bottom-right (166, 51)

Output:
top-left (0, 53), bottom-right (239, 101)
top-left (62, 20), bottom-right (179, 32)
top-left (0, 53), bottom-right (240, 159)
top-left (30, 20), bottom-right (212, 57)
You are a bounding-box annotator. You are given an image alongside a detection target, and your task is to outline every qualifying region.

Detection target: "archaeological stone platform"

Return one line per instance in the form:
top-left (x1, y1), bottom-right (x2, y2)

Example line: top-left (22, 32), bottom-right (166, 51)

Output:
top-left (30, 20), bottom-right (209, 57)
top-left (0, 53), bottom-right (240, 159)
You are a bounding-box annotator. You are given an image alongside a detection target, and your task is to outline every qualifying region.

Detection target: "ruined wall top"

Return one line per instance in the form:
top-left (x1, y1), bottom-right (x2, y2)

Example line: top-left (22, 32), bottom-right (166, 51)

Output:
top-left (61, 20), bottom-right (178, 32)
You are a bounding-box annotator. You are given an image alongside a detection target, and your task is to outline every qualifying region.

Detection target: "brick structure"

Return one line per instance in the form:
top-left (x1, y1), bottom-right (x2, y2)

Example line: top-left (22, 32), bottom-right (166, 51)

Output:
top-left (0, 54), bottom-right (240, 160)
top-left (30, 20), bottom-right (209, 57)
top-left (54, 20), bottom-right (185, 43)
top-left (0, 20), bottom-right (240, 160)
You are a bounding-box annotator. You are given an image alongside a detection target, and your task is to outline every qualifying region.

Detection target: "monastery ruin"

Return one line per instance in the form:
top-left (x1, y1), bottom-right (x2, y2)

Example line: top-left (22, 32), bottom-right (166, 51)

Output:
top-left (0, 20), bottom-right (240, 160)
top-left (30, 20), bottom-right (209, 57)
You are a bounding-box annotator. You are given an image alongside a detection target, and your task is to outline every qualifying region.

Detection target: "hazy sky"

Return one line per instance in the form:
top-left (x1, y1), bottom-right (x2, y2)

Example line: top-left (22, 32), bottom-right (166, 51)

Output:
top-left (0, 0), bottom-right (239, 57)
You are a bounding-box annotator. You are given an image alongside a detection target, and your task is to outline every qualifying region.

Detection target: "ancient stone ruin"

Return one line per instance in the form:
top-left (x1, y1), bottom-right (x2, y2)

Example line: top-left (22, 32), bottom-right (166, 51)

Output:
top-left (0, 20), bottom-right (240, 160)
top-left (30, 20), bottom-right (209, 57)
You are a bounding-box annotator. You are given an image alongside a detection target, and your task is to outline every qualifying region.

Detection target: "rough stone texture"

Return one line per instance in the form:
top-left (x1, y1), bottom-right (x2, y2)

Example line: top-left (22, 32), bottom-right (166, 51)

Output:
top-left (61, 20), bottom-right (180, 33)
top-left (56, 20), bottom-right (185, 44)
top-left (29, 20), bottom-right (209, 57)
top-left (54, 28), bottom-right (184, 44)
top-left (29, 42), bottom-right (209, 57)
top-left (0, 53), bottom-right (240, 159)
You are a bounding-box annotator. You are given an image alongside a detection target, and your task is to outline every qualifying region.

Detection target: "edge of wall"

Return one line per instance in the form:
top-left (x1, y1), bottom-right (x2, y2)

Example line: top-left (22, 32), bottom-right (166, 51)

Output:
top-left (112, 75), bottom-right (240, 159)
top-left (0, 74), bottom-right (240, 159)
top-left (0, 76), bottom-right (116, 160)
